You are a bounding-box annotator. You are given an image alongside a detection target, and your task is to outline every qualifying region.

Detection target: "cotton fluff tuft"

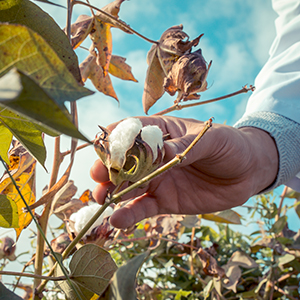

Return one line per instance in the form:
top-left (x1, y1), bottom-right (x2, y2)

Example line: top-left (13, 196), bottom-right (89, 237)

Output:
top-left (70, 202), bottom-right (114, 237)
top-left (141, 125), bottom-right (164, 161)
top-left (108, 118), bottom-right (143, 169)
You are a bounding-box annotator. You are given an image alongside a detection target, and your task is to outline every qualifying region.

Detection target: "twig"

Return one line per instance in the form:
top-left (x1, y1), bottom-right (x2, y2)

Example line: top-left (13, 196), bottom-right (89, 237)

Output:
top-left (36, 118), bottom-right (213, 293)
top-left (73, 0), bottom-right (159, 45)
top-left (171, 264), bottom-right (206, 285)
top-left (190, 227), bottom-right (196, 275)
top-left (0, 270), bottom-right (66, 281)
top-left (276, 185), bottom-right (288, 221)
top-left (154, 85), bottom-right (255, 116)
top-left (61, 140), bottom-right (95, 157)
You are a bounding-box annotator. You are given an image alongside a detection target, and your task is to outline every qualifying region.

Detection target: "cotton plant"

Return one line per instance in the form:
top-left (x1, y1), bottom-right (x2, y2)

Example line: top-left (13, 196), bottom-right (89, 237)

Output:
top-left (94, 117), bottom-right (165, 186)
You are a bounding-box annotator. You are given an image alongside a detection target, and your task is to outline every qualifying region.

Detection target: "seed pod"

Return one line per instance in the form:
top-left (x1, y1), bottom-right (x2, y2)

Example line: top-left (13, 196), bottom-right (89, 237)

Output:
top-left (164, 48), bottom-right (212, 103)
top-left (94, 118), bottom-right (164, 185)
top-left (0, 236), bottom-right (16, 261)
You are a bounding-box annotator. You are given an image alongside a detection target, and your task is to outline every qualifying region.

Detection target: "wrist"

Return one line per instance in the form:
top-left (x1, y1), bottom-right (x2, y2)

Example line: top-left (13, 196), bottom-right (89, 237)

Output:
top-left (240, 127), bottom-right (279, 194)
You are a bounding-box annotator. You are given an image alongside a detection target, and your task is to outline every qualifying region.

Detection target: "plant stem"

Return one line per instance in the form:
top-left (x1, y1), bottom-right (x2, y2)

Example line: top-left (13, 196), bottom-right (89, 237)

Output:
top-left (33, 136), bottom-right (61, 289)
top-left (73, 0), bottom-right (159, 45)
top-left (154, 85), bottom-right (255, 116)
top-left (0, 270), bottom-right (66, 281)
top-left (36, 118), bottom-right (213, 293)
top-left (276, 185), bottom-right (288, 221)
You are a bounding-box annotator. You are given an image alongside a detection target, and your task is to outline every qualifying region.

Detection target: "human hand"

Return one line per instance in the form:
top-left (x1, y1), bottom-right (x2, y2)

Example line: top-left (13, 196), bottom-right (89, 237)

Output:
top-left (90, 116), bottom-right (278, 229)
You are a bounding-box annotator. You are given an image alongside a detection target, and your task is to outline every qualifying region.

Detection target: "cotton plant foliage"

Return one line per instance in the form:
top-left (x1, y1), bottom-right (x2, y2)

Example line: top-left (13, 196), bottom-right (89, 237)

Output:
top-left (94, 118), bottom-right (165, 185)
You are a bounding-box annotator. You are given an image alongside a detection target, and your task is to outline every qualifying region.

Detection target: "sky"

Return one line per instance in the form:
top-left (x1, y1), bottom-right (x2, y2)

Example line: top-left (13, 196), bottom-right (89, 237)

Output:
top-left (1, 0), bottom-right (299, 292)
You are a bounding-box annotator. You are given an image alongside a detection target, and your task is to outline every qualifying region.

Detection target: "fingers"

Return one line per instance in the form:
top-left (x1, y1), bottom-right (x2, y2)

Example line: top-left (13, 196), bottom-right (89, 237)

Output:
top-left (110, 193), bottom-right (160, 229)
top-left (90, 159), bottom-right (109, 183)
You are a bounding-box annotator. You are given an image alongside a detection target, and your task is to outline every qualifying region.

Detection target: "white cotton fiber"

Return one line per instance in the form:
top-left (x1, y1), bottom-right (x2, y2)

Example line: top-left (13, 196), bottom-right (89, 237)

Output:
top-left (108, 118), bottom-right (143, 169)
top-left (70, 202), bottom-right (114, 237)
top-left (141, 125), bottom-right (164, 161)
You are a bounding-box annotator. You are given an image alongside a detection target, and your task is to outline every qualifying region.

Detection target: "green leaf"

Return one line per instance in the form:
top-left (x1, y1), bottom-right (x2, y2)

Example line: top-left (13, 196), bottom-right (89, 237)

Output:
top-left (0, 123), bottom-right (13, 165)
top-left (0, 107), bottom-right (47, 167)
top-left (55, 262), bottom-right (94, 300)
top-left (0, 0), bottom-right (79, 81)
top-left (0, 69), bottom-right (90, 143)
top-left (0, 195), bottom-right (19, 228)
top-left (0, 282), bottom-right (23, 300)
top-left (0, 23), bottom-right (93, 106)
top-left (109, 251), bottom-right (148, 300)
top-left (69, 244), bottom-right (118, 296)
top-left (295, 201), bottom-right (300, 219)
top-left (270, 215), bottom-right (287, 234)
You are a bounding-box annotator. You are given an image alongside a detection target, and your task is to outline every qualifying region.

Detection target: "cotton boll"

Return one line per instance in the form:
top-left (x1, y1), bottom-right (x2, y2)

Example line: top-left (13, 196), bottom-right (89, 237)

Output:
top-left (109, 118), bottom-right (143, 169)
top-left (141, 125), bottom-right (164, 161)
top-left (70, 202), bottom-right (114, 237)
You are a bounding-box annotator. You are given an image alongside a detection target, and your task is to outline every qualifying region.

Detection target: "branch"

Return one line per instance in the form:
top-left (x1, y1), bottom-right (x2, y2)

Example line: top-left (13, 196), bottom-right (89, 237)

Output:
top-left (73, 0), bottom-right (159, 45)
top-left (276, 185), bottom-right (288, 221)
top-left (154, 85), bottom-right (255, 116)
top-left (0, 270), bottom-right (66, 281)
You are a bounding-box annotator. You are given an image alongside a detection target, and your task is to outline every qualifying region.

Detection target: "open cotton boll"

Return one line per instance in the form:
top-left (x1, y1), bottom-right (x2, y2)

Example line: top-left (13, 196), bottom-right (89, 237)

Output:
top-left (70, 202), bottom-right (114, 237)
top-left (108, 118), bottom-right (143, 169)
top-left (141, 125), bottom-right (164, 161)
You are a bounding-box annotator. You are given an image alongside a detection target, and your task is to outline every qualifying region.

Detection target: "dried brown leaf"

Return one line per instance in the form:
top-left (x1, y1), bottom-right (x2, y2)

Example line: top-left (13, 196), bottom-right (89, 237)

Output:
top-left (108, 55), bottom-right (138, 82)
top-left (69, 15), bottom-right (94, 49)
top-left (81, 54), bottom-right (118, 100)
top-left (142, 45), bottom-right (165, 114)
top-left (197, 248), bottom-right (226, 278)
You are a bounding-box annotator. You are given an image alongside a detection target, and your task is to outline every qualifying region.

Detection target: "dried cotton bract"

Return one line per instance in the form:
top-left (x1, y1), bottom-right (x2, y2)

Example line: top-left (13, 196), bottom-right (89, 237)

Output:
top-left (94, 118), bottom-right (165, 185)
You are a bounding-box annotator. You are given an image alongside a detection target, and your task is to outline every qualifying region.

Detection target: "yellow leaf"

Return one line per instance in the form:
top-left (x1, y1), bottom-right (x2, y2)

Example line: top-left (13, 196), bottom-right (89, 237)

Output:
top-left (201, 210), bottom-right (241, 225)
top-left (0, 143), bottom-right (36, 240)
top-left (79, 189), bottom-right (93, 204)
top-left (90, 19), bottom-right (112, 76)
top-left (109, 55), bottom-right (138, 82)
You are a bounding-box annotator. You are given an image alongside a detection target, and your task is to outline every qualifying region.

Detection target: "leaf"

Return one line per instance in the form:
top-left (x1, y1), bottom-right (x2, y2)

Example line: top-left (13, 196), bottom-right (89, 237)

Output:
top-left (80, 54), bottom-right (118, 101)
top-left (69, 244), bottom-right (117, 296)
top-left (0, 23), bottom-right (93, 106)
top-left (0, 123), bottom-right (13, 165)
top-left (222, 264), bottom-right (241, 293)
top-left (180, 215), bottom-right (201, 228)
top-left (0, 106), bottom-right (48, 168)
top-left (0, 282), bottom-right (23, 300)
top-left (142, 45), bottom-right (165, 114)
top-left (108, 55), bottom-right (138, 82)
top-left (197, 248), bottom-right (226, 278)
top-left (90, 18), bottom-right (113, 76)
top-left (108, 251), bottom-right (148, 300)
top-left (55, 261), bottom-right (95, 300)
top-left (0, 0), bottom-right (81, 81)
top-left (295, 200), bottom-right (300, 219)
top-left (227, 250), bottom-right (258, 269)
top-left (0, 143), bottom-right (36, 240)
top-left (201, 209), bottom-right (242, 225)
top-left (0, 69), bottom-right (91, 144)
top-left (70, 15), bottom-right (94, 49)
top-left (270, 215), bottom-right (287, 234)
top-left (0, 194), bottom-right (19, 228)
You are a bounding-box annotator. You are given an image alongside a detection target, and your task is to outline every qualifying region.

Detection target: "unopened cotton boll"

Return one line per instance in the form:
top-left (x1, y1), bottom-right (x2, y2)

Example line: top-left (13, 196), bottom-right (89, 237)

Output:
top-left (70, 202), bottom-right (114, 237)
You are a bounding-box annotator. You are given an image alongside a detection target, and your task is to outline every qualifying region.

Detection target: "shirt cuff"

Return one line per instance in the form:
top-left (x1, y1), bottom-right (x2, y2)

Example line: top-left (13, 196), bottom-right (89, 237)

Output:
top-left (234, 111), bottom-right (300, 193)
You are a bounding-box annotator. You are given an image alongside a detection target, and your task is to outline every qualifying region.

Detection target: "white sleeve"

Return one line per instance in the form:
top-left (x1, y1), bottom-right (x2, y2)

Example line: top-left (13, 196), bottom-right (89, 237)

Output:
top-left (235, 0), bottom-right (300, 192)
top-left (241, 0), bottom-right (300, 123)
